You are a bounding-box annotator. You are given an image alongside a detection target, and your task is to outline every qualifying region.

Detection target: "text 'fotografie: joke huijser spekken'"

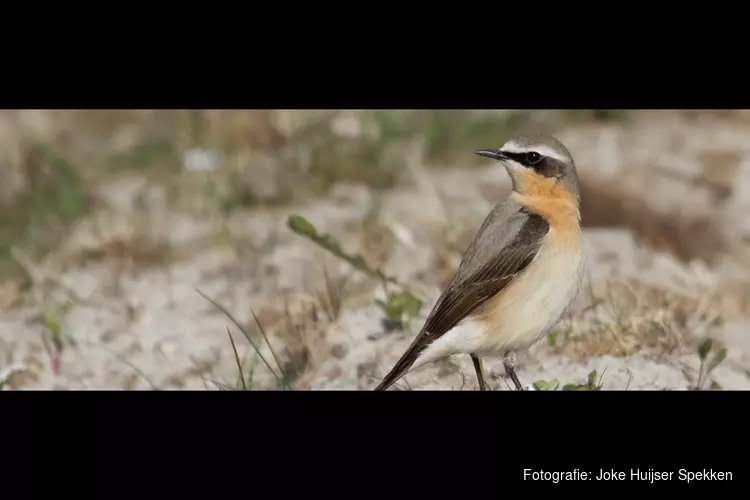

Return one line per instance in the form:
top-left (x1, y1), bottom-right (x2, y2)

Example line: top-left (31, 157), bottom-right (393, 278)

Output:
top-left (524, 469), bottom-right (732, 483)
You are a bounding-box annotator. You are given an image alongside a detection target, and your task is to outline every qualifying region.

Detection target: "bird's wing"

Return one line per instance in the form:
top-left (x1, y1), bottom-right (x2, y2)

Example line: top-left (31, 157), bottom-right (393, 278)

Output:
top-left (374, 201), bottom-right (549, 390)
top-left (421, 203), bottom-right (549, 340)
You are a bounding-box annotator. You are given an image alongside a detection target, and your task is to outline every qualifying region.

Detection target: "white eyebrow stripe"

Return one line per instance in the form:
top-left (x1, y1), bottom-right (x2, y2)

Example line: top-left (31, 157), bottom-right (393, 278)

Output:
top-left (500, 143), bottom-right (569, 163)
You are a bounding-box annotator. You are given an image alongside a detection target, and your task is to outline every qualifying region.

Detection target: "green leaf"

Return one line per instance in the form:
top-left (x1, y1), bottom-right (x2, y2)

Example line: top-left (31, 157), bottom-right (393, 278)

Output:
top-left (287, 215), bottom-right (317, 236)
top-left (376, 291), bottom-right (423, 322)
top-left (587, 370), bottom-right (597, 388)
top-left (287, 214), bottom-right (399, 285)
top-left (390, 291), bottom-right (423, 318)
top-left (707, 348), bottom-right (727, 374)
top-left (388, 304), bottom-right (405, 318)
top-left (534, 379), bottom-right (560, 391)
top-left (698, 337), bottom-right (713, 360)
top-left (533, 379), bottom-right (559, 391)
top-left (43, 311), bottom-right (61, 337)
top-left (533, 381), bottom-right (548, 391)
top-left (375, 299), bottom-right (400, 321)
top-left (0, 365), bottom-right (25, 390)
top-left (403, 296), bottom-right (423, 319)
top-left (547, 332), bottom-right (558, 346)
top-left (562, 384), bottom-right (582, 391)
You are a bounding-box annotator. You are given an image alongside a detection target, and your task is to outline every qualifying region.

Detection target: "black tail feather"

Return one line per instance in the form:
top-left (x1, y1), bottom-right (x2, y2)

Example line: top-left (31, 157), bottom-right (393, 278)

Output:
top-left (373, 340), bottom-right (425, 391)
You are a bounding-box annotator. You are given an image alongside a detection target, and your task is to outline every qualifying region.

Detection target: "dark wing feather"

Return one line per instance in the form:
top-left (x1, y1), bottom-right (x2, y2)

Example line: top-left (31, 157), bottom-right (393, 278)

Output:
top-left (374, 203), bottom-right (549, 391)
top-left (421, 241), bottom-right (539, 337)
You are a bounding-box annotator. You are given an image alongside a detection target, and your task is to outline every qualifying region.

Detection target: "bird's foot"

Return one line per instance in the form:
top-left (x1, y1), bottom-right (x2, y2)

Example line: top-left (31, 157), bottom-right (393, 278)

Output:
top-left (470, 354), bottom-right (488, 391)
top-left (503, 351), bottom-right (525, 391)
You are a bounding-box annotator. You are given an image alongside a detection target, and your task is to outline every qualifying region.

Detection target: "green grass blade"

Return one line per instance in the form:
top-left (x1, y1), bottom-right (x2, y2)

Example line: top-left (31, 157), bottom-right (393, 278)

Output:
top-left (226, 327), bottom-right (247, 391)
top-left (249, 308), bottom-right (290, 390)
top-left (195, 289), bottom-right (286, 389)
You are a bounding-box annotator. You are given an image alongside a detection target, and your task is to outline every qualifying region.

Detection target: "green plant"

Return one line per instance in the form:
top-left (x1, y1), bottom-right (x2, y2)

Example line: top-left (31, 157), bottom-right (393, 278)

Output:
top-left (0, 364), bottom-right (25, 390)
top-left (375, 290), bottom-right (423, 330)
top-left (684, 337), bottom-right (727, 390)
top-left (215, 327), bottom-right (261, 391)
top-left (546, 331), bottom-right (559, 346)
top-left (41, 309), bottom-right (74, 376)
top-left (287, 215), bottom-right (400, 286)
top-left (562, 369), bottom-right (605, 391)
top-left (533, 369), bottom-right (605, 391)
top-left (196, 289), bottom-right (290, 390)
top-left (532, 379), bottom-right (560, 391)
top-left (287, 215), bottom-right (424, 330)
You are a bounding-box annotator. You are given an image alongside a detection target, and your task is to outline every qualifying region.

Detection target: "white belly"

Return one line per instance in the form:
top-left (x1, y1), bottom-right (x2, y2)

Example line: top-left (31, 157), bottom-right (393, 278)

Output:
top-left (482, 242), bottom-right (584, 353)
top-left (413, 236), bottom-right (585, 370)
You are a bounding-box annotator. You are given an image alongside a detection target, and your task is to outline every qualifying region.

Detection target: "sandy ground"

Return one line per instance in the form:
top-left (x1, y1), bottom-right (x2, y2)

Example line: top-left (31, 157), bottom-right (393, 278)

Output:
top-left (2, 111), bottom-right (750, 390)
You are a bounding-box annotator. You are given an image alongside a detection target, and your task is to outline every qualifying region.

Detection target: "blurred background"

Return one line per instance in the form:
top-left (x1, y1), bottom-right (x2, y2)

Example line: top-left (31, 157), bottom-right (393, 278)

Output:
top-left (2, 109), bottom-right (750, 390)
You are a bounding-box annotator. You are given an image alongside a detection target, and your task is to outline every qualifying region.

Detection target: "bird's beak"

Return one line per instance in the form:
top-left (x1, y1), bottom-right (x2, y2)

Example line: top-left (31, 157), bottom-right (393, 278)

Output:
top-left (474, 149), bottom-right (508, 161)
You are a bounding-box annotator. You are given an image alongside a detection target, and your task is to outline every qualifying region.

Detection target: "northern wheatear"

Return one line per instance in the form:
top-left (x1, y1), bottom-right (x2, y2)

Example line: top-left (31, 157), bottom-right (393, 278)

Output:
top-left (374, 134), bottom-right (584, 391)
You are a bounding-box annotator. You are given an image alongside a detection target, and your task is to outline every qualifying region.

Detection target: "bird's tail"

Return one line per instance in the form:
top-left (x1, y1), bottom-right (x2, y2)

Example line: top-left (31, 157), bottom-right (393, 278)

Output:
top-left (374, 337), bottom-right (426, 391)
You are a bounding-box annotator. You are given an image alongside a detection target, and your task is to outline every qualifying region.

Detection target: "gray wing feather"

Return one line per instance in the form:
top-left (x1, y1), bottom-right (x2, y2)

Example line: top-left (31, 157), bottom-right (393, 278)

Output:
top-left (446, 200), bottom-right (534, 289)
top-left (421, 200), bottom-right (549, 337)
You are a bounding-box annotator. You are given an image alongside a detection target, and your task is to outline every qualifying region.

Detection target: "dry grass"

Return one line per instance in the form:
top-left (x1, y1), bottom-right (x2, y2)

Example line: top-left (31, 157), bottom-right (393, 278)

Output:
top-left (533, 269), bottom-right (742, 379)
top-left (219, 289), bottom-right (337, 390)
top-left (556, 280), bottom-right (692, 360)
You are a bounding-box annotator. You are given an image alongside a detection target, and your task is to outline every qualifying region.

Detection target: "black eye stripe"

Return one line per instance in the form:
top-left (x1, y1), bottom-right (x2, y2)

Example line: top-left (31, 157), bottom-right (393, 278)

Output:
top-left (502, 150), bottom-right (562, 179)
top-left (503, 152), bottom-right (526, 163)
top-left (504, 152), bottom-right (543, 167)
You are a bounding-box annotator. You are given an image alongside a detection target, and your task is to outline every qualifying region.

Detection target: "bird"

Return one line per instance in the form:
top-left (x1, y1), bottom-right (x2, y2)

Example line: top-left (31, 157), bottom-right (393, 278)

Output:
top-left (374, 134), bottom-right (585, 391)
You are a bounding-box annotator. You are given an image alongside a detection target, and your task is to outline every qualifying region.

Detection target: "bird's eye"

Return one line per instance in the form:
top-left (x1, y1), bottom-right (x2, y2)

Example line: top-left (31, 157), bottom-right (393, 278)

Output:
top-left (526, 152), bottom-right (542, 165)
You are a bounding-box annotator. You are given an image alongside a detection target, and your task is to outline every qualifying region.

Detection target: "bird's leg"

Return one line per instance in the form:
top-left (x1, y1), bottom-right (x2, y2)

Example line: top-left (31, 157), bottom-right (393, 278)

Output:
top-left (470, 354), bottom-right (487, 391)
top-left (503, 351), bottom-right (525, 391)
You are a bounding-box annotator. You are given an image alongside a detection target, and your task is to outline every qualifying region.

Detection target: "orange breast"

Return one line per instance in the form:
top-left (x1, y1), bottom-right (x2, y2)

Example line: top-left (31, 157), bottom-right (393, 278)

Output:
top-left (511, 171), bottom-right (581, 250)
